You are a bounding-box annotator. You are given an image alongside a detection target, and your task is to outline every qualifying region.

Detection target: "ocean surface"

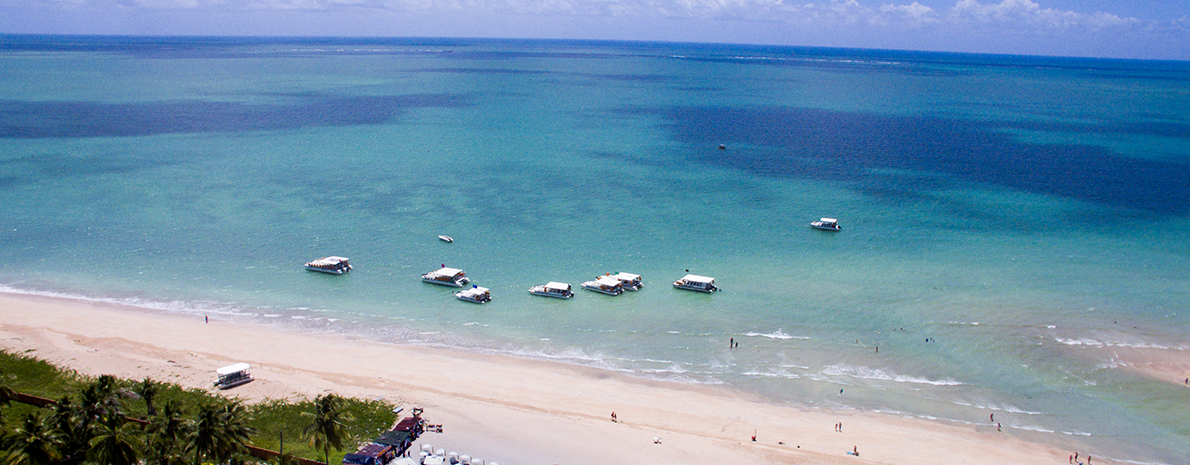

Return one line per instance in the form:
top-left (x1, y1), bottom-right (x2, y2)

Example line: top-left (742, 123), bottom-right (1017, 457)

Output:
top-left (2, 35), bottom-right (1189, 464)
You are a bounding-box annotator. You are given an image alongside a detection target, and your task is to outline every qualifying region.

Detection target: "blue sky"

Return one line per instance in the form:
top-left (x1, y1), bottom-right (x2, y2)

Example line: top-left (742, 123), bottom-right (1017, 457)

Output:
top-left (1, 0), bottom-right (1188, 60)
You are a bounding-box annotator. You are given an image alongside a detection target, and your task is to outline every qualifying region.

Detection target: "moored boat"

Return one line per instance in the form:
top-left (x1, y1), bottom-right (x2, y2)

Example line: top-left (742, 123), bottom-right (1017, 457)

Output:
top-left (582, 276), bottom-right (624, 296)
top-left (421, 266), bottom-right (471, 287)
top-left (610, 272), bottom-right (643, 291)
top-left (528, 282), bottom-right (574, 299)
top-left (810, 217), bottom-right (841, 231)
top-left (455, 286), bottom-right (491, 303)
top-left (673, 274), bottom-right (718, 293)
top-left (305, 256), bottom-right (352, 274)
top-left (438, 235), bottom-right (454, 243)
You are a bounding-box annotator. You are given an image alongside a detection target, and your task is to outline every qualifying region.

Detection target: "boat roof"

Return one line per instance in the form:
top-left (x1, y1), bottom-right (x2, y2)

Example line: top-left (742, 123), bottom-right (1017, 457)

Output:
top-left (612, 272), bottom-right (640, 280)
top-left (308, 256), bottom-right (349, 265)
top-left (465, 286), bottom-right (490, 293)
top-left (596, 276), bottom-right (621, 286)
top-left (680, 274), bottom-right (715, 283)
top-left (545, 282), bottom-right (570, 289)
top-left (819, 218), bottom-right (837, 223)
top-left (216, 363), bottom-right (250, 375)
top-left (431, 267), bottom-right (464, 276)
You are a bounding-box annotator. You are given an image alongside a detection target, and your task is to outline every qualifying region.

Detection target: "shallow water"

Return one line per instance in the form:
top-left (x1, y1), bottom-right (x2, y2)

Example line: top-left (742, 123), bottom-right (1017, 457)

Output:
top-left (2, 36), bottom-right (1189, 464)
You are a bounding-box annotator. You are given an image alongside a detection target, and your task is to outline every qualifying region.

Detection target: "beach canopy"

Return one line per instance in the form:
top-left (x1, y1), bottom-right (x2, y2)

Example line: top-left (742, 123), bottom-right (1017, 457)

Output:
top-left (216, 363), bottom-right (250, 375)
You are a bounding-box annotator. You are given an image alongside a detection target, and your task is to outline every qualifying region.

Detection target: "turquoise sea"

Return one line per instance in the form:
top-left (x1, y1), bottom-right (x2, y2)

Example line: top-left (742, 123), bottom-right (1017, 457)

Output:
top-left (2, 36), bottom-right (1189, 464)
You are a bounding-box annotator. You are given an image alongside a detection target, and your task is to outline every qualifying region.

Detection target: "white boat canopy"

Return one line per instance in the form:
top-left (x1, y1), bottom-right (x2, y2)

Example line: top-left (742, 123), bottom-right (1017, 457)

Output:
top-left (596, 276), bottom-right (621, 287)
top-left (432, 267), bottom-right (464, 276)
top-left (545, 282), bottom-right (570, 289)
top-left (819, 218), bottom-right (837, 223)
top-left (680, 274), bottom-right (715, 284)
top-left (309, 257), bottom-right (349, 266)
top-left (216, 363), bottom-right (250, 376)
top-left (613, 272), bottom-right (641, 280)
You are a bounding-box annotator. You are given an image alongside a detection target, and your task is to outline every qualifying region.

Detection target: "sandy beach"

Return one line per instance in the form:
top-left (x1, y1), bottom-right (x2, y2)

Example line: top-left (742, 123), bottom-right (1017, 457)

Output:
top-left (0, 292), bottom-right (1081, 465)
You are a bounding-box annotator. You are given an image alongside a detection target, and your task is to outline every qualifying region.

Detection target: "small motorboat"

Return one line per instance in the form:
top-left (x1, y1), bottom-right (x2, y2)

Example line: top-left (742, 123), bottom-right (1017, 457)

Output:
top-left (810, 218), bottom-right (841, 231)
top-left (529, 282), bottom-right (574, 299)
top-left (438, 235), bottom-right (454, 243)
top-left (673, 274), bottom-right (719, 293)
top-left (421, 266), bottom-right (471, 287)
top-left (582, 276), bottom-right (624, 296)
top-left (609, 272), bottom-right (643, 291)
top-left (455, 286), bottom-right (491, 303)
top-left (305, 256), bottom-right (352, 275)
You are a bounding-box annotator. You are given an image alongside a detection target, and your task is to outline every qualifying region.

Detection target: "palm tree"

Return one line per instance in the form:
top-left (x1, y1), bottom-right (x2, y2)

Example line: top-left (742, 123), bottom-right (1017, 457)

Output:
top-left (133, 378), bottom-right (159, 417)
top-left (144, 400), bottom-right (190, 465)
top-left (301, 394), bottom-right (353, 465)
top-left (4, 412), bottom-right (62, 465)
top-left (190, 401), bottom-right (255, 465)
top-left (46, 396), bottom-right (88, 465)
top-left (86, 411), bottom-right (142, 465)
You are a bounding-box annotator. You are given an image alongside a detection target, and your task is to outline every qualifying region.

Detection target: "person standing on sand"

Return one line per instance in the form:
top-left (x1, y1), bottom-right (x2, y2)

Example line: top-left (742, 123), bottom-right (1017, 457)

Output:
top-left (611, 411), bottom-right (617, 422)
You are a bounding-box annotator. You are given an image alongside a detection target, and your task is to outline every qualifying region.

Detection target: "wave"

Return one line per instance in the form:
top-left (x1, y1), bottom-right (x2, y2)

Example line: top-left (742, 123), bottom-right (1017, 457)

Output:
top-left (819, 364), bottom-right (964, 386)
top-left (1053, 336), bottom-right (1189, 351)
top-left (743, 329), bottom-right (807, 340)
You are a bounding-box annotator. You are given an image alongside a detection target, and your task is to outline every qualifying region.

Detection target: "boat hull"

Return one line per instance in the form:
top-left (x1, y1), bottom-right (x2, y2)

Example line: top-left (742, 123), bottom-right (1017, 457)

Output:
top-left (306, 266), bottom-right (348, 274)
top-left (455, 296), bottom-right (490, 303)
top-left (582, 285), bottom-right (623, 296)
top-left (422, 277), bottom-right (469, 287)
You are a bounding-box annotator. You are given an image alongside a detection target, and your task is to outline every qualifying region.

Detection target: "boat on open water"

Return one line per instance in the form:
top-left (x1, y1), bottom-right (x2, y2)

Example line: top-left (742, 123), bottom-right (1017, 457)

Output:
top-left (421, 266), bottom-right (471, 287)
top-left (304, 256), bottom-right (352, 274)
top-left (673, 274), bottom-right (719, 293)
top-left (455, 286), bottom-right (491, 303)
top-left (582, 276), bottom-right (624, 295)
top-left (609, 272), bottom-right (643, 290)
top-left (528, 282), bottom-right (574, 299)
top-left (438, 235), bottom-right (453, 243)
top-left (810, 217), bottom-right (841, 231)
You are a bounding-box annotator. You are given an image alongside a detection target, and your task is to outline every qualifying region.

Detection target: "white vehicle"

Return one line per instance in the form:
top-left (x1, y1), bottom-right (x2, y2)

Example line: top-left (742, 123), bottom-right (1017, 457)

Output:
top-left (582, 276), bottom-right (624, 296)
top-left (455, 286), bottom-right (492, 304)
top-left (304, 256), bottom-right (352, 274)
top-left (810, 217), bottom-right (841, 231)
top-left (438, 235), bottom-right (454, 243)
top-left (421, 267), bottom-right (471, 287)
top-left (213, 363), bottom-right (253, 390)
top-left (673, 274), bottom-right (718, 293)
top-left (528, 282), bottom-right (574, 299)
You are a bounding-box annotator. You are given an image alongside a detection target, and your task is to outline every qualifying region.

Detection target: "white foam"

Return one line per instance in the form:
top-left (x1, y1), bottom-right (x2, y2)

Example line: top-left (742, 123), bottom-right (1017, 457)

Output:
top-left (820, 364), bottom-right (964, 386)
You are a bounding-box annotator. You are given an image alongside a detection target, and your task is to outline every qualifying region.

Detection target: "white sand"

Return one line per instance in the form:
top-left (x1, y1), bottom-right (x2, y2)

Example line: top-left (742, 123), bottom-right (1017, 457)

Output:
top-left (0, 292), bottom-right (1080, 464)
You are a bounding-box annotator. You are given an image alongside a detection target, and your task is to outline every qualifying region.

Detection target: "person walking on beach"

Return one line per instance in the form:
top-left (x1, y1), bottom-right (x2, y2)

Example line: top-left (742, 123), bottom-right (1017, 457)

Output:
top-left (205, 315), bottom-right (208, 323)
top-left (990, 413), bottom-right (994, 422)
top-left (611, 411), bottom-right (617, 422)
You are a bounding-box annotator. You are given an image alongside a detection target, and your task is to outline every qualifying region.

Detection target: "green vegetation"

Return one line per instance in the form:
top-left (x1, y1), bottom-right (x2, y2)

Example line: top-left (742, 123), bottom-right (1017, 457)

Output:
top-left (0, 350), bottom-right (397, 464)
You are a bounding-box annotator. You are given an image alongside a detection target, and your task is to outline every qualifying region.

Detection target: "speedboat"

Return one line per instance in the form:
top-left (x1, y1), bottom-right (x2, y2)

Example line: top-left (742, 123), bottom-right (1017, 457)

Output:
top-left (438, 235), bottom-right (454, 243)
top-left (455, 286), bottom-right (491, 303)
top-left (581, 276), bottom-right (624, 296)
top-left (528, 282), bottom-right (574, 299)
top-left (305, 256), bottom-right (352, 274)
top-left (421, 266), bottom-right (471, 287)
top-left (810, 217), bottom-right (841, 231)
top-left (609, 272), bottom-right (643, 291)
top-left (673, 274), bottom-right (718, 293)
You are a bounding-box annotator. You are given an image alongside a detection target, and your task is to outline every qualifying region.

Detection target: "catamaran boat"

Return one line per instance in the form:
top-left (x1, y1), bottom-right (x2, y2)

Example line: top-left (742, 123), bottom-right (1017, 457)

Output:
top-left (213, 363), bottom-right (253, 390)
top-left (810, 217), bottom-right (841, 231)
top-left (305, 256), bottom-right (352, 274)
top-left (673, 274), bottom-right (719, 293)
top-left (528, 282), bottom-right (574, 299)
top-left (455, 286), bottom-right (491, 304)
top-left (582, 276), bottom-right (624, 296)
top-left (610, 272), bottom-right (643, 291)
top-left (421, 266), bottom-right (471, 287)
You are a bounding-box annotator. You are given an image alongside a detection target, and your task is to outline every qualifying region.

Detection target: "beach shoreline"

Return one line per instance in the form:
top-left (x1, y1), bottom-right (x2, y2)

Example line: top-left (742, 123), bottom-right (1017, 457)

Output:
top-left (0, 290), bottom-right (1086, 465)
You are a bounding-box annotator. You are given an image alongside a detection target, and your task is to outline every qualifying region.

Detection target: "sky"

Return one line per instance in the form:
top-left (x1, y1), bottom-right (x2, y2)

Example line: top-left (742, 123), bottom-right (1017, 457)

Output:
top-left (0, 0), bottom-right (1188, 60)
